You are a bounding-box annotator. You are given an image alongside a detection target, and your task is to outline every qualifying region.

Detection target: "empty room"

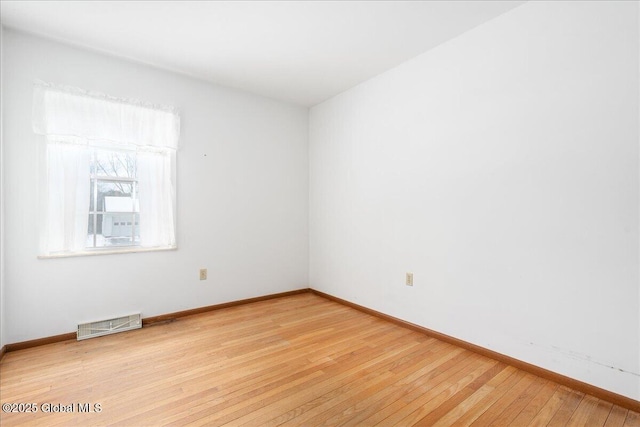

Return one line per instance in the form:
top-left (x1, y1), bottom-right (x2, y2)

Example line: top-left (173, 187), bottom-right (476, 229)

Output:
top-left (0, 1), bottom-right (639, 425)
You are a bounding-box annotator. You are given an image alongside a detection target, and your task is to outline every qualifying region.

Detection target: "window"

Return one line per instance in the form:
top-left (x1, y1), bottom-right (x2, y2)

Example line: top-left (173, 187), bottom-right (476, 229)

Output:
top-left (33, 81), bottom-right (180, 257)
top-left (88, 147), bottom-right (140, 248)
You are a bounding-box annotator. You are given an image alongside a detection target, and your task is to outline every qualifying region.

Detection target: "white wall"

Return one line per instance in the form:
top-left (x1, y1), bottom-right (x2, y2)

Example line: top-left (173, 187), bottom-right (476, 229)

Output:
top-left (1, 25), bottom-right (6, 349)
top-left (310, 1), bottom-right (639, 400)
top-left (2, 29), bottom-right (309, 344)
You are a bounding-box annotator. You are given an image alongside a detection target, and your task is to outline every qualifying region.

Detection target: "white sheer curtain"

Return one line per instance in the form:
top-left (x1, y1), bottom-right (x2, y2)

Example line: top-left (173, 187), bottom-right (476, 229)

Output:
top-left (33, 81), bottom-right (180, 256)
top-left (33, 82), bottom-right (180, 149)
top-left (41, 140), bottom-right (90, 254)
top-left (137, 148), bottom-right (175, 248)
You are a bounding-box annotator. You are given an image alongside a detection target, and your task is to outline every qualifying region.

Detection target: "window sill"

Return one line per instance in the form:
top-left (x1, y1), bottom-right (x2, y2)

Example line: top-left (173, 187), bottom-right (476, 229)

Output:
top-left (38, 245), bottom-right (177, 259)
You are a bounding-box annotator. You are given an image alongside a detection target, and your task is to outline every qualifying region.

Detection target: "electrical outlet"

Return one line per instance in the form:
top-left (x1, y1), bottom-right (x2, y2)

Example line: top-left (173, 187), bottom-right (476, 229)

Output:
top-left (406, 272), bottom-right (413, 286)
top-left (199, 268), bottom-right (207, 280)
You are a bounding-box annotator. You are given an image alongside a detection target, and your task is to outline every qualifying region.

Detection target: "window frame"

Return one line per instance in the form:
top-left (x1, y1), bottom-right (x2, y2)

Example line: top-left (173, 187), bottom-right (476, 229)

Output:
top-left (87, 146), bottom-right (141, 250)
top-left (37, 143), bottom-right (178, 259)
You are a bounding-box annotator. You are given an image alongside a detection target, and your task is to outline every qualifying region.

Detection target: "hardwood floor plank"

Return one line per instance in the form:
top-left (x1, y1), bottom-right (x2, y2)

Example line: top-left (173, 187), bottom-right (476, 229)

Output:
top-left (326, 345), bottom-right (466, 427)
top-left (387, 357), bottom-right (498, 426)
top-left (355, 351), bottom-right (480, 425)
top-left (336, 348), bottom-right (472, 427)
top-left (547, 386), bottom-right (586, 426)
top-left (567, 394), bottom-right (608, 426)
top-left (604, 405), bottom-right (630, 427)
top-left (281, 343), bottom-right (458, 427)
top-left (1, 293), bottom-right (638, 427)
top-left (486, 375), bottom-right (546, 425)
top-left (446, 367), bottom-right (525, 426)
top-left (411, 361), bottom-right (508, 426)
top-left (624, 410), bottom-right (640, 426)
top-left (585, 399), bottom-right (616, 427)
top-left (430, 365), bottom-right (520, 426)
top-left (508, 379), bottom-right (558, 425)
top-left (528, 384), bottom-right (576, 426)
top-left (469, 372), bottom-right (540, 426)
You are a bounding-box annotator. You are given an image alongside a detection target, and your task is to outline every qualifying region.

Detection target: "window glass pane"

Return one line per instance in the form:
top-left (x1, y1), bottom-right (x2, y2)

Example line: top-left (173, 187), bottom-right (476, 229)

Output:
top-left (133, 213), bottom-right (140, 244)
top-left (97, 181), bottom-right (136, 213)
top-left (94, 149), bottom-right (136, 178)
top-left (101, 213), bottom-right (140, 247)
top-left (86, 213), bottom-right (140, 248)
top-left (85, 147), bottom-right (141, 250)
top-left (86, 213), bottom-right (104, 247)
top-left (94, 182), bottom-right (139, 248)
top-left (88, 214), bottom-right (95, 236)
top-left (89, 179), bottom-right (96, 212)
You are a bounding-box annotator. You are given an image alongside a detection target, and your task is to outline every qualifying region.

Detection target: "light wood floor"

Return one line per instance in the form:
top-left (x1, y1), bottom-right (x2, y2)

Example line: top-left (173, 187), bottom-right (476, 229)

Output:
top-left (0, 293), bottom-right (638, 426)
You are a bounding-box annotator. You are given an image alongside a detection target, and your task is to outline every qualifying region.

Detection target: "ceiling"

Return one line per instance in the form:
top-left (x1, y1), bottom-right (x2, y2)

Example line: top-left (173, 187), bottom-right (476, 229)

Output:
top-left (0, 1), bottom-right (524, 107)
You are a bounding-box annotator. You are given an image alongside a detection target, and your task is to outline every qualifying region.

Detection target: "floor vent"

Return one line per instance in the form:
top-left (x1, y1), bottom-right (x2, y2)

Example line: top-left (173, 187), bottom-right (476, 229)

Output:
top-left (77, 314), bottom-right (142, 340)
